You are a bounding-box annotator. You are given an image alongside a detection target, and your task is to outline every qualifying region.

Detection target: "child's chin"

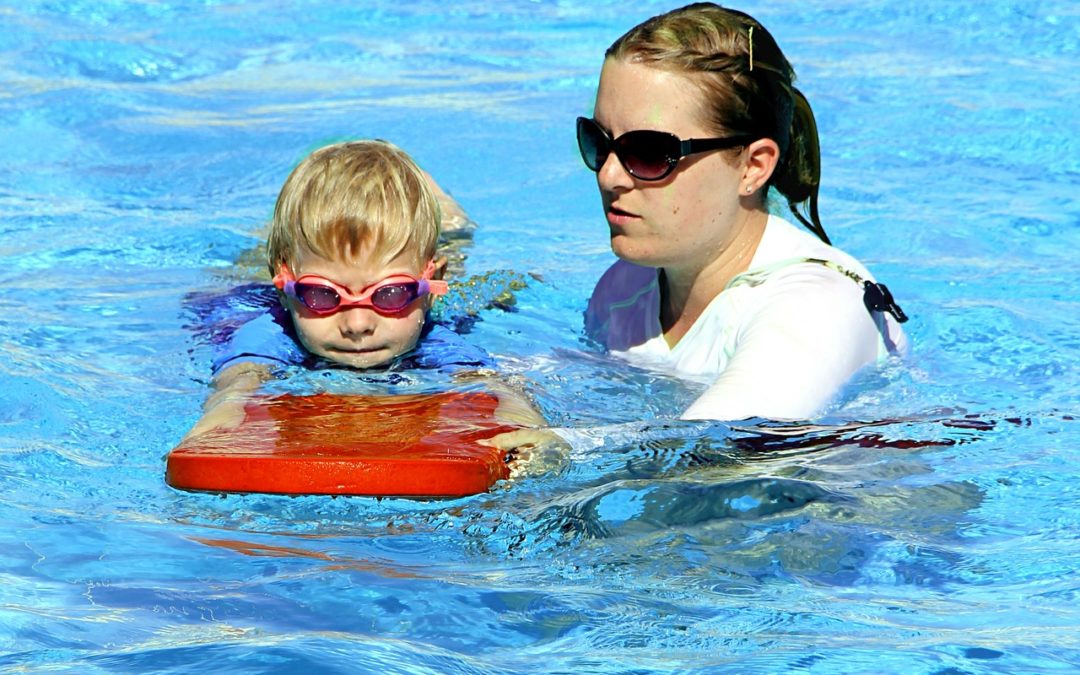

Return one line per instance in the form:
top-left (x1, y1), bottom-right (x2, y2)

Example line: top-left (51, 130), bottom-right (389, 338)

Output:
top-left (324, 349), bottom-right (396, 370)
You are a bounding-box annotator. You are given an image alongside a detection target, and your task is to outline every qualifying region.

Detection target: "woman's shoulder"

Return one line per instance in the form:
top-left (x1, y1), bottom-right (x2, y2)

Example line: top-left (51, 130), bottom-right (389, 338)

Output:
top-left (592, 258), bottom-right (658, 294)
top-left (752, 215), bottom-right (874, 280)
top-left (738, 215), bottom-right (908, 354)
top-left (584, 259), bottom-right (661, 350)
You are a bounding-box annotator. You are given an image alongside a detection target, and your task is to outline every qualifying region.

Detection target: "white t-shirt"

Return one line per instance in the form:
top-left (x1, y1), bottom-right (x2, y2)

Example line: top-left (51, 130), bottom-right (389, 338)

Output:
top-left (584, 215), bottom-right (908, 421)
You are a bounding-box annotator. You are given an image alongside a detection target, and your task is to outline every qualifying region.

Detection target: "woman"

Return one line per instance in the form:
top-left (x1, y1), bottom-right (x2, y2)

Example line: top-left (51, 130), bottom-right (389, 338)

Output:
top-left (579, 3), bottom-right (908, 421)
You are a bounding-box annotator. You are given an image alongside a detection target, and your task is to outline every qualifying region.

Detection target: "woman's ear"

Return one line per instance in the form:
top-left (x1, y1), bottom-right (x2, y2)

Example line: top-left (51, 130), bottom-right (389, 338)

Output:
top-left (741, 138), bottom-right (780, 195)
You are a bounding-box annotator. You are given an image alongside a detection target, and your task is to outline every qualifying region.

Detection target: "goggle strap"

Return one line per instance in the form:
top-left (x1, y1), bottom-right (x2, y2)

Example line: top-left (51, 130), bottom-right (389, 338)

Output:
top-left (424, 279), bottom-right (449, 296)
top-left (271, 269), bottom-right (291, 291)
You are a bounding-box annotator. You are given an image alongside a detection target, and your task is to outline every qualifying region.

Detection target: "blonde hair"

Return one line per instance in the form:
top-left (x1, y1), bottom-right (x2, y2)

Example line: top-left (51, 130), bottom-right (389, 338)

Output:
top-left (607, 3), bottom-right (829, 244)
top-left (266, 140), bottom-right (441, 275)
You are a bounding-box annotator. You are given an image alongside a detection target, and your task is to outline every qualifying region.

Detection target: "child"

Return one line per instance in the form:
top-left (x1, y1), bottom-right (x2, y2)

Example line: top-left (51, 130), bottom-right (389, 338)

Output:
top-left (185, 140), bottom-right (557, 475)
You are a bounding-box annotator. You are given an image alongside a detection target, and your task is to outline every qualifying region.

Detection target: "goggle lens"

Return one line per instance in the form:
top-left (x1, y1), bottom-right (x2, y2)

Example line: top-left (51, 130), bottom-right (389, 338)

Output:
top-left (295, 283), bottom-right (342, 312)
top-left (292, 280), bottom-right (420, 313)
top-left (370, 282), bottom-right (420, 312)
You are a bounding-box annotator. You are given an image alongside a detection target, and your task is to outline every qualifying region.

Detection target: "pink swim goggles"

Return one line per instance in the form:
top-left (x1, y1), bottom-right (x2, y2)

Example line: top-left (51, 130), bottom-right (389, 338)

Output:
top-left (273, 260), bottom-right (448, 315)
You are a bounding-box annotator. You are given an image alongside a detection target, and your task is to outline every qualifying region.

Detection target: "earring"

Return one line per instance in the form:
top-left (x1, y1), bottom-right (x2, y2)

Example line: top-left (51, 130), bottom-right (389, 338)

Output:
top-left (745, 185), bottom-right (754, 194)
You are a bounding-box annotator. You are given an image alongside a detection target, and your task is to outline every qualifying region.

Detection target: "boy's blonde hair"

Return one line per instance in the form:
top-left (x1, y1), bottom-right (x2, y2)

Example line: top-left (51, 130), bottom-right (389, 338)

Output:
top-left (266, 140), bottom-right (441, 275)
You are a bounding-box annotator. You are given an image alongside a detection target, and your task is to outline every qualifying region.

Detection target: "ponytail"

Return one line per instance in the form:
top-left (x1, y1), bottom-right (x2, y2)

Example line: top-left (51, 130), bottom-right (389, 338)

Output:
top-left (772, 88), bottom-right (829, 244)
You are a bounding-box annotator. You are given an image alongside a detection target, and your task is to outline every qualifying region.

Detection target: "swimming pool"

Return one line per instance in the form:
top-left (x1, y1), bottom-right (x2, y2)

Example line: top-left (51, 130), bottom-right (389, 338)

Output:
top-left (2, 0), bottom-right (1078, 671)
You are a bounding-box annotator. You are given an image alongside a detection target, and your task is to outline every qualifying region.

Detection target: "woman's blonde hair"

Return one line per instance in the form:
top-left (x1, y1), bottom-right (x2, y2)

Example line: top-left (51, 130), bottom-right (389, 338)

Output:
top-left (266, 140), bottom-right (441, 275)
top-left (607, 2), bottom-right (829, 243)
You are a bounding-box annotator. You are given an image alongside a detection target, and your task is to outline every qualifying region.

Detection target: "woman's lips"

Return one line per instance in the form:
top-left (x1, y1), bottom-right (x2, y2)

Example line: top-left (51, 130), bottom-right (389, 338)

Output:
top-left (606, 205), bottom-right (639, 229)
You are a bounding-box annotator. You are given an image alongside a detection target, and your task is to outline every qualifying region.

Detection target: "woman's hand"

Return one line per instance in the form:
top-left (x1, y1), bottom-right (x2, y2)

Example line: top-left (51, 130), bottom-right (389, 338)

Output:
top-left (481, 428), bottom-right (571, 479)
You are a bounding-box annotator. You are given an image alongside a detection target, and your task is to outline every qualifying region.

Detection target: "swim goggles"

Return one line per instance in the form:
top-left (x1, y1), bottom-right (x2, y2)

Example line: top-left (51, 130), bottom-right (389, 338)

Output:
top-left (272, 260), bottom-right (448, 315)
top-left (577, 116), bottom-right (756, 181)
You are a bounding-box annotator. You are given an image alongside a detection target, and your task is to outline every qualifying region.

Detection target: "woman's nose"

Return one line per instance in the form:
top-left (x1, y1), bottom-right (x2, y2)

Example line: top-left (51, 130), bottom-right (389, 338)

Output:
top-left (597, 151), bottom-right (634, 190)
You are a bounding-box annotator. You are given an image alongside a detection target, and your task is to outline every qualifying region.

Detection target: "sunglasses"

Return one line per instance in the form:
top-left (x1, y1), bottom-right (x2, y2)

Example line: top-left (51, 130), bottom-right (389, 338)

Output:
top-left (576, 116), bottom-right (756, 181)
top-left (273, 260), bottom-right (448, 315)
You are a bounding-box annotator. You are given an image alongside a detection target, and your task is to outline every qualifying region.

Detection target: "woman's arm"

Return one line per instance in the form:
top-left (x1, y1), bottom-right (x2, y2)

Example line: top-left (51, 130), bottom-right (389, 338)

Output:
top-left (456, 371), bottom-right (570, 478)
top-left (683, 272), bottom-right (885, 422)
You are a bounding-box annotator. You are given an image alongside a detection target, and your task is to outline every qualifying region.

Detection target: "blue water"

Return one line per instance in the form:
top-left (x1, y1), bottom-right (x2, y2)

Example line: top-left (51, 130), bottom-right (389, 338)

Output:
top-left (2, 1), bottom-right (1078, 672)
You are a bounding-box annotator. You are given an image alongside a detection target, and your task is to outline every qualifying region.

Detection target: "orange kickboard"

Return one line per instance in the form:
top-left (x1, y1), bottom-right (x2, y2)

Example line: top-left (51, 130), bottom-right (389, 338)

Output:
top-left (166, 391), bottom-right (516, 497)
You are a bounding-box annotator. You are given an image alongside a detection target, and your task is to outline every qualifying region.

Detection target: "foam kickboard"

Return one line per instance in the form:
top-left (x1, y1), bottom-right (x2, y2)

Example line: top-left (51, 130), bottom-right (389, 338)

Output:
top-left (166, 391), bottom-right (515, 497)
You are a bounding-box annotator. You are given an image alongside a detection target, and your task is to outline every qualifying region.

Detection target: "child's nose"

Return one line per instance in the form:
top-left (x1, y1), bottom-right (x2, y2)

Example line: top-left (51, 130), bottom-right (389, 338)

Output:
top-left (338, 307), bottom-right (378, 338)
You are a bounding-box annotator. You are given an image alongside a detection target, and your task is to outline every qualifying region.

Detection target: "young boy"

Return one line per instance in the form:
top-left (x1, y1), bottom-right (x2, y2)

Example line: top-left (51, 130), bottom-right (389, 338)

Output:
top-left (185, 140), bottom-right (557, 474)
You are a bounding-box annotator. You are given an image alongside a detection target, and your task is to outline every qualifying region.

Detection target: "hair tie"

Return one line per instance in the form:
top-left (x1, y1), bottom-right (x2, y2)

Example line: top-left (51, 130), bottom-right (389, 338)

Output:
top-left (748, 25), bottom-right (754, 71)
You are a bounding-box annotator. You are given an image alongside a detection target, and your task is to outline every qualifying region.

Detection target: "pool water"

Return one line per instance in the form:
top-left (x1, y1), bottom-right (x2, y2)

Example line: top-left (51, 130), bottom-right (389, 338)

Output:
top-left (2, 1), bottom-right (1078, 672)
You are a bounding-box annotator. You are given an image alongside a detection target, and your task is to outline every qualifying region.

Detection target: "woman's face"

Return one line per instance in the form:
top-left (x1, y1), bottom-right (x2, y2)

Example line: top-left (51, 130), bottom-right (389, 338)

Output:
top-left (591, 57), bottom-right (749, 273)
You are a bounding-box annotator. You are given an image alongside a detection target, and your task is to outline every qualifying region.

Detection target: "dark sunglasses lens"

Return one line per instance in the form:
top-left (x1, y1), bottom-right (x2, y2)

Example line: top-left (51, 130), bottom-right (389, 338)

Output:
top-left (371, 282), bottom-right (419, 312)
top-left (618, 131), bottom-right (676, 180)
top-left (296, 283), bottom-right (340, 312)
top-left (577, 118), bottom-right (608, 171)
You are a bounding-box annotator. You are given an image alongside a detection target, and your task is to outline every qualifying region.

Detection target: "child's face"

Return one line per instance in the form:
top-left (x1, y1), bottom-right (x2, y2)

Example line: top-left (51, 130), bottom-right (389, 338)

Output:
top-left (282, 247), bottom-right (432, 369)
